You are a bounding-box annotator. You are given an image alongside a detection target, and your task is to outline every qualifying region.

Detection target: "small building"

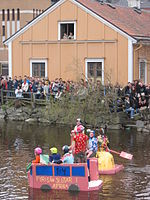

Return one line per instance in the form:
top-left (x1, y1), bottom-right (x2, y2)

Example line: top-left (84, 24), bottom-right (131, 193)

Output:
top-left (4, 0), bottom-right (150, 85)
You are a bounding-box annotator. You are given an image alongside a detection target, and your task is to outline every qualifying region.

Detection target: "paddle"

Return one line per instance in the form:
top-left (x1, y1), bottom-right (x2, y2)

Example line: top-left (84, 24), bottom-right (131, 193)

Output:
top-left (110, 149), bottom-right (133, 160)
top-left (26, 162), bottom-right (32, 172)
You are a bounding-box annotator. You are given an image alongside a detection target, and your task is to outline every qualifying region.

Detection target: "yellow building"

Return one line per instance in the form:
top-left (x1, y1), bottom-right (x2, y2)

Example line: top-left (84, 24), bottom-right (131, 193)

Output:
top-left (4, 0), bottom-right (150, 85)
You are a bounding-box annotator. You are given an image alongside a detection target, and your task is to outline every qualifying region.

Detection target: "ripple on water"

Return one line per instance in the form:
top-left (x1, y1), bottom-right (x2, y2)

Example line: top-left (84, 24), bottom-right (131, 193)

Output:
top-left (0, 122), bottom-right (150, 199)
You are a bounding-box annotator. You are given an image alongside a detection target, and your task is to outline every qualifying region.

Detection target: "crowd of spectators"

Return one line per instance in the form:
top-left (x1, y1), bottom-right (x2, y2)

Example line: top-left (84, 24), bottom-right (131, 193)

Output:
top-left (114, 80), bottom-right (150, 118)
top-left (0, 75), bottom-right (87, 101)
top-left (0, 75), bottom-right (150, 119)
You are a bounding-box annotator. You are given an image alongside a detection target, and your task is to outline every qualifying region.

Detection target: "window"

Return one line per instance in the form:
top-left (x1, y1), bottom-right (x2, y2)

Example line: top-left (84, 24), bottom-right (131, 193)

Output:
top-left (7, 9), bottom-right (10, 21)
top-left (30, 60), bottom-right (47, 78)
top-left (85, 59), bottom-right (104, 84)
top-left (36, 9), bottom-right (38, 16)
top-left (2, 26), bottom-right (5, 36)
top-left (58, 21), bottom-right (76, 40)
top-left (12, 9), bottom-right (15, 21)
top-left (17, 9), bottom-right (20, 21)
top-left (2, 9), bottom-right (5, 21)
top-left (33, 9), bottom-right (35, 18)
top-left (0, 63), bottom-right (8, 76)
top-left (139, 60), bottom-right (147, 84)
top-left (52, 0), bottom-right (59, 4)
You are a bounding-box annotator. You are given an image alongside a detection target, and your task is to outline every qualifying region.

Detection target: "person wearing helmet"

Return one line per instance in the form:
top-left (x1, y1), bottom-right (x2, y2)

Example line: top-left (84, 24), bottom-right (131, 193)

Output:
top-left (32, 147), bottom-right (42, 163)
top-left (61, 145), bottom-right (74, 164)
top-left (49, 147), bottom-right (61, 164)
top-left (86, 130), bottom-right (97, 158)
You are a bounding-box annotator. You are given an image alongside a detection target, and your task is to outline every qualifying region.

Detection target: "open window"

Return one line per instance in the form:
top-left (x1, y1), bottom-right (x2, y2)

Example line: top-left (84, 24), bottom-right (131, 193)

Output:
top-left (58, 21), bottom-right (76, 40)
top-left (30, 59), bottom-right (47, 78)
top-left (85, 59), bottom-right (104, 84)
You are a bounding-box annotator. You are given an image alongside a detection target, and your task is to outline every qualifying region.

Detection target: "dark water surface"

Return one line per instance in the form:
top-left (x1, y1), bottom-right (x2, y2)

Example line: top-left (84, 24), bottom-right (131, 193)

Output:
top-left (0, 120), bottom-right (150, 200)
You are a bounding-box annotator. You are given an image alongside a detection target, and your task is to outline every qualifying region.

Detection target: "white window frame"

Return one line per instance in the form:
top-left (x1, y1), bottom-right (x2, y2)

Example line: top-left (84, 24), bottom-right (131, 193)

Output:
top-left (139, 59), bottom-right (147, 84)
top-left (30, 59), bottom-right (47, 77)
top-left (85, 58), bottom-right (104, 85)
top-left (58, 21), bottom-right (76, 40)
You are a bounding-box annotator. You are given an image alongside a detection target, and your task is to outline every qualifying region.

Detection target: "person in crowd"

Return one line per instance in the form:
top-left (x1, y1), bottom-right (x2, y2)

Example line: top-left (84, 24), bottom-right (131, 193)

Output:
top-left (54, 89), bottom-right (62, 100)
top-left (124, 95), bottom-right (135, 119)
top-left (13, 76), bottom-right (18, 90)
top-left (44, 80), bottom-right (50, 101)
top-left (86, 130), bottom-right (97, 158)
top-left (18, 76), bottom-right (22, 86)
top-left (7, 77), bottom-right (13, 96)
top-left (138, 81), bottom-right (146, 95)
top-left (72, 127), bottom-right (89, 163)
top-left (1, 77), bottom-right (7, 90)
top-left (138, 95), bottom-right (147, 109)
top-left (35, 81), bottom-right (44, 99)
top-left (15, 85), bottom-right (23, 98)
top-left (61, 145), bottom-right (74, 164)
top-left (125, 82), bottom-right (132, 96)
top-left (32, 147), bottom-right (42, 163)
top-left (22, 77), bottom-right (29, 98)
top-left (52, 79), bottom-right (59, 97)
top-left (49, 147), bottom-right (61, 164)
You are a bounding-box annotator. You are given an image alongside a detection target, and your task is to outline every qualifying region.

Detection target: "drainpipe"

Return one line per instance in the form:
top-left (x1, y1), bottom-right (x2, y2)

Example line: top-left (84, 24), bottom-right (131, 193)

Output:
top-left (133, 43), bottom-right (142, 80)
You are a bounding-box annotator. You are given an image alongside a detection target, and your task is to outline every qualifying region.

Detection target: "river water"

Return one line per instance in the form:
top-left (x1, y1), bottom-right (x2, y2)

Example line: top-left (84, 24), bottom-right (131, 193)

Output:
top-left (0, 120), bottom-right (149, 200)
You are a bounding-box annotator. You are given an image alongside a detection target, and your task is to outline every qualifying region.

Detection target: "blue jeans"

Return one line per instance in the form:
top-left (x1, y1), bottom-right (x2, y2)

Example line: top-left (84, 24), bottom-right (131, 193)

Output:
top-left (126, 107), bottom-right (134, 118)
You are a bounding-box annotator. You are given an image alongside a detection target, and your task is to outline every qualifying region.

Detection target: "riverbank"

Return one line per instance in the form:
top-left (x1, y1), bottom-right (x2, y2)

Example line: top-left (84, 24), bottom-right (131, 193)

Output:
top-left (0, 98), bottom-right (150, 132)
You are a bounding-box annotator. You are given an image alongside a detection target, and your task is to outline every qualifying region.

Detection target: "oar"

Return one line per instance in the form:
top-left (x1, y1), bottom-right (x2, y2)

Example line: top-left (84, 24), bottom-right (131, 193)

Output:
top-left (26, 162), bottom-right (32, 172)
top-left (110, 149), bottom-right (133, 160)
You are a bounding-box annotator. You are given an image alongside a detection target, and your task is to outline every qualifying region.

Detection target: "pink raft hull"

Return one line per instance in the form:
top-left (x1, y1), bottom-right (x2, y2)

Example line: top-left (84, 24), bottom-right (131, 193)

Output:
top-left (28, 159), bottom-right (103, 192)
top-left (99, 164), bottom-right (124, 175)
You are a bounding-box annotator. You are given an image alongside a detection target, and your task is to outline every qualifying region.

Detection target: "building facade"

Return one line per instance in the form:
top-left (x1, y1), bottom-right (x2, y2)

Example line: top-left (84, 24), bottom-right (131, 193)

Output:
top-left (0, 0), bottom-right (51, 75)
top-left (4, 0), bottom-right (150, 85)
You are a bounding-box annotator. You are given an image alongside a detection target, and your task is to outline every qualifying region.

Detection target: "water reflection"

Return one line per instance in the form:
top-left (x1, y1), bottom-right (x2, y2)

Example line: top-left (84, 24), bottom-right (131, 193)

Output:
top-left (29, 189), bottom-right (99, 200)
top-left (0, 120), bottom-right (150, 199)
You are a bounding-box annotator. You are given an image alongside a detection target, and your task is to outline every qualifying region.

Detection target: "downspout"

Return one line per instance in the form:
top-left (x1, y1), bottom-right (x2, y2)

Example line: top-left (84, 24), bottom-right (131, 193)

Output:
top-left (133, 43), bottom-right (142, 80)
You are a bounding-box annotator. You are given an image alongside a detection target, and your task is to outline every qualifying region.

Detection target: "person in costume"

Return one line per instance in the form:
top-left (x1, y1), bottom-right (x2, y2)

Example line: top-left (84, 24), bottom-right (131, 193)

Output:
top-left (86, 130), bottom-right (98, 158)
top-left (49, 147), bottom-right (61, 164)
top-left (32, 147), bottom-right (42, 163)
top-left (61, 145), bottom-right (74, 164)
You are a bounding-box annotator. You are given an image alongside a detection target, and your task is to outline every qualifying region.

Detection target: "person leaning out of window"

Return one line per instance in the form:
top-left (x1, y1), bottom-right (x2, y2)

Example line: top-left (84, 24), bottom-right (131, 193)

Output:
top-left (68, 32), bottom-right (74, 39)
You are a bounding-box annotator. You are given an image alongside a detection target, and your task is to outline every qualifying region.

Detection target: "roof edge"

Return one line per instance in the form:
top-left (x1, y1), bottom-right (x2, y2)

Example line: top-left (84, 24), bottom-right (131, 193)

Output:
top-left (72, 0), bottom-right (137, 43)
top-left (134, 36), bottom-right (150, 40)
top-left (4, 0), bottom-right (65, 45)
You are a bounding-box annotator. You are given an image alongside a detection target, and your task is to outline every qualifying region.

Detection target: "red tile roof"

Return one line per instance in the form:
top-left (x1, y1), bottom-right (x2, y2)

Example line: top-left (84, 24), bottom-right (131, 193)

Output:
top-left (77, 0), bottom-right (150, 38)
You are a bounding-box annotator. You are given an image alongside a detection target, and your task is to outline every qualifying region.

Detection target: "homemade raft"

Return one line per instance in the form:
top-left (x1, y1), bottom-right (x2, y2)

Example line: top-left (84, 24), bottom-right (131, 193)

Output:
top-left (96, 151), bottom-right (124, 175)
top-left (27, 158), bottom-right (103, 191)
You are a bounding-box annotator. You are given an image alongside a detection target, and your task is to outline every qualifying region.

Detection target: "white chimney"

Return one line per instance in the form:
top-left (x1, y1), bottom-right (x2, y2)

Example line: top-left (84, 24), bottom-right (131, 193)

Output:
top-left (127, 0), bottom-right (141, 9)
